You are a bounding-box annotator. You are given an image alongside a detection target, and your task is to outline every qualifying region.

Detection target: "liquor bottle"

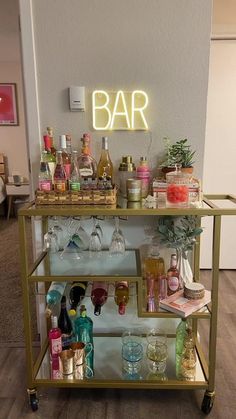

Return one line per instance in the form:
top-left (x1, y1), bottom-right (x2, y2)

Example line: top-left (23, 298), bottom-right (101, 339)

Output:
top-left (69, 150), bottom-right (80, 191)
top-left (114, 281), bottom-right (129, 315)
top-left (66, 134), bottom-right (72, 156)
top-left (97, 136), bottom-right (113, 182)
top-left (38, 151), bottom-right (52, 191)
top-left (58, 296), bottom-right (73, 349)
top-left (136, 156), bottom-right (151, 198)
top-left (49, 315), bottom-right (62, 359)
top-left (43, 134), bottom-right (56, 180)
top-left (143, 239), bottom-right (165, 301)
top-left (77, 133), bottom-right (97, 186)
top-left (54, 150), bottom-right (67, 192)
top-left (46, 126), bottom-right (57, 158)
top-left (179, 326), bottom-right (196, 381)
top-left (91, 282), bottom-right (108, 316)
top-left (146, 273), bottom-right (156, 312)
top-left (68, 281), bottom-right (87, 316)
top-left (74, 305), bottom-right (94, 376)
top-left (167, 254), bottom-right (180, 296)
top-left (59, 134), bottom-right (71, 179)
top-left (45, 281), bottom-right (67, 317)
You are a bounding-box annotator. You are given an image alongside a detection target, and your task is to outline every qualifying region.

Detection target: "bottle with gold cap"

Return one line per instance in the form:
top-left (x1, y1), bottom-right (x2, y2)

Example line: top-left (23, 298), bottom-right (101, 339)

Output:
top-left (68, 281), bottom-right (87, 316)
top-left (118, 155), bottom-right (136, 197)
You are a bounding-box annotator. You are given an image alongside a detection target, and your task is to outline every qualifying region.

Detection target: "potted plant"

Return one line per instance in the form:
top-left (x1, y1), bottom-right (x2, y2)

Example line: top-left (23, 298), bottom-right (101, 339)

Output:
top-left (161, 138), bottom-right (196, 174)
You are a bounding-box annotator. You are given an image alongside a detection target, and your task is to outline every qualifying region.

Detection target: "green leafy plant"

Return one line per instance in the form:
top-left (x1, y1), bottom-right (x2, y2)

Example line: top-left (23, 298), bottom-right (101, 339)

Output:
top-left (161, 138), bottom-right (196, 168)
top-left (157, 215), bottom-right (203, 255)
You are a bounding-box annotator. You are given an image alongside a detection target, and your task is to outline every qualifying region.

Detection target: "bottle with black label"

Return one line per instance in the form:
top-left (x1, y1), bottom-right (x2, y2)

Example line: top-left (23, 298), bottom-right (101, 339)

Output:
top-left (58, 296), bottom-right (73, 349)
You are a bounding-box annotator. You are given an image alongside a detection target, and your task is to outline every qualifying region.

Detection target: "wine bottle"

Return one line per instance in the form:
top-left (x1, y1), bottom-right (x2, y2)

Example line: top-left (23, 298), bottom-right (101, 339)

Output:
top-left (97, 136), bottom-right (113, 183)
top-left (77, 133), bottom-right (97, 186)
top-left (38, 151), bottom-right (52, 191)
top-left (68, 281), bottom-right (87, 316)
top-left (69, 150), bottom-right (80, 191)
top-left (91, 282), bottom-right (108, 316)
top-left (54, 150), bottom-right (67, 192)
top-left (167, 254), bottom-right (180, 296)
top-left (58, 296), bottom-right (73, 349)
top-left (45, 281), bottom-right (67, 317)
top-left (48, 315), bottom-right (62, 359)
top-left (46, 126), bottom-right (57, 158)
top-left (59, 134), bottom-right (71, 179)
top-left (43, 134), bottom-right (56, 181)
top-left (114, 281), bottom-right (129, 315)
top-left (74, 305), bottom-right (94, 376)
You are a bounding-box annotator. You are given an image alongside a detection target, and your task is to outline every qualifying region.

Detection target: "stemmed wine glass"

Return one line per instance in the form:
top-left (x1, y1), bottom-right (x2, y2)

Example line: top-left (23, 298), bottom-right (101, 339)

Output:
top-left (109, 217), bottom-right (125, 256)
top-left (89, 217), bottom-right (102, 256)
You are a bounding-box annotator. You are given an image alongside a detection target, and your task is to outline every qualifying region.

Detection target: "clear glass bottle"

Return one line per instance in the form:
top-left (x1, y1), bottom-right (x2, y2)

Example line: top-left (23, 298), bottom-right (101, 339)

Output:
top-left (77, 133), bottom-right (97, 186)
top-left (143, 238), bottom-right (165, 302)
top-left (66, 134), bottom-right (72, 156)
top-left (54, 150), bottom-right (67, 192)
top-left (69, 150), bottom-right (80, 191)
top-left (45, 281), bottom-right (67, 317)
top-left (49, 315), bottom-right (62, 359)
top-left (38, 151), bottom-right (52, 191)
top-left (43, 135), bottom-right (56, 180)
top-left (59, 135), bottom-right (71, 179)
top-left (167, 254), bottom-right (180, 296)
top-left (136, 156), bottom-right (151, 198)
top-left (180, 326), bottom-right (197, 381)
top-left (46, 126), bottom-right (57, 158)
top-left (97, 136), bottom-right (113, 182)
top-left (91, 282), bottom-right (108, 316)
top-left (58, 296), bottom-right (73, 350)
top-left (74, 305), bottom-right (94, 376)
top-left (114, 281), bottom-right (129, 315)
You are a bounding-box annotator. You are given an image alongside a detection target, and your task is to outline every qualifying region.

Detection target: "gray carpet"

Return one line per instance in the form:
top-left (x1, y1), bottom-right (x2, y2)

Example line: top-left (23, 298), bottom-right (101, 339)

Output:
top-left (0, 217), bottom-right (38, 344)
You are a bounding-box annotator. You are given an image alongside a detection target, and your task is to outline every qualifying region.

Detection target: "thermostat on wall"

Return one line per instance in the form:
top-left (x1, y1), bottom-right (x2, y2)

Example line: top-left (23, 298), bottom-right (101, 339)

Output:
top-left (69, 86), bottom-right (85, 111)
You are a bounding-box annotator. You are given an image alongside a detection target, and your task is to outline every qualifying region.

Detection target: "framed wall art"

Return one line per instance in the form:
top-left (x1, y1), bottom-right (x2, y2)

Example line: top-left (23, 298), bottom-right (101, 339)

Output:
top-left (0, 83), bottom-right (19, 126)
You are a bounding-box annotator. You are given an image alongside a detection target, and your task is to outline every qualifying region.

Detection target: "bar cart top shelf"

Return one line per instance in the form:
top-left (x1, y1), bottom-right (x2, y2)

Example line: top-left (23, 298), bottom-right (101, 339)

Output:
top-left (18, 194), bottom-right (236, 217)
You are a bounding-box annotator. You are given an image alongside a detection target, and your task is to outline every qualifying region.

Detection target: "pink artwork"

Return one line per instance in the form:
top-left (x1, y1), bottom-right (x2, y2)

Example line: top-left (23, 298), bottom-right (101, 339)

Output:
top-left (0, 83), bottom-right (18, 125)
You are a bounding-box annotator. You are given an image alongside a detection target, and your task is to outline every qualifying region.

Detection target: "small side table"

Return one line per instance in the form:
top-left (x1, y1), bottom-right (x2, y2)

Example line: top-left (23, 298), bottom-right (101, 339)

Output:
top-left (6, 183), bottom-right (30, 220)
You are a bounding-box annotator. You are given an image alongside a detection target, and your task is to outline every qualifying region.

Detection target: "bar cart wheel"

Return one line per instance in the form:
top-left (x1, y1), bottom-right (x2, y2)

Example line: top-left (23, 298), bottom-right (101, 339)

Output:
top-left (27, 388), bottom-right (39, 412)
top-left (201, 390), bottom-right (215, 414)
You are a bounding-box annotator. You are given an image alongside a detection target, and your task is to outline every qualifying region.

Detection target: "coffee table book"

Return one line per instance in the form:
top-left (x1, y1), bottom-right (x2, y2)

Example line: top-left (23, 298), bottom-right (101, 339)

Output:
top-left (159, 289), bottom-right (211, 317)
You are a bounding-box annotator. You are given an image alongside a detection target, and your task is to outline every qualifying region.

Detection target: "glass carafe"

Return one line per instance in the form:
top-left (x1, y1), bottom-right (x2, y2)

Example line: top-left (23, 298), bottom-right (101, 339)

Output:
top-left (166, 164), bottom-right (190, 207)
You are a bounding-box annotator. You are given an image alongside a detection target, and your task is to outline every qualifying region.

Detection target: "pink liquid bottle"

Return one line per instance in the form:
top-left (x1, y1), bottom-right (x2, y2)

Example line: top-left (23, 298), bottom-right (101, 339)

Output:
top-left (49, 315), bottom-right (62, 360)
top-left (91, 282), bottom-right (108, 316)
top-left (136, 157), bottom-right (151, 198)
top-left (146, 273), bottom-right (157, 312)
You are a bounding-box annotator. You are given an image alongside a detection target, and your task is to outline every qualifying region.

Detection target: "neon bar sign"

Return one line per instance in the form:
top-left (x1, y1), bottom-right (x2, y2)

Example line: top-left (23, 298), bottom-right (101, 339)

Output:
top-left (92, 90), bottom-right (149, 130)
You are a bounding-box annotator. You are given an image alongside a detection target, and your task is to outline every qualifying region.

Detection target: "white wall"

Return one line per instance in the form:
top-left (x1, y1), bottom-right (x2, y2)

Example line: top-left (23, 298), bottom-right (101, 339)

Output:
top-left (20, 0), bottom-right (212, 190)
top-left (201, 40), bottom-right (236, 268)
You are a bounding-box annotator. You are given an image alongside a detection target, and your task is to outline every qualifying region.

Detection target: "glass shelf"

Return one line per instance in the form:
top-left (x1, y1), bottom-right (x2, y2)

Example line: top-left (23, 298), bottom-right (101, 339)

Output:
top-left (31, 250), bottom-right (141, 278)
top-left (36, 337), bottom-right (206, 386)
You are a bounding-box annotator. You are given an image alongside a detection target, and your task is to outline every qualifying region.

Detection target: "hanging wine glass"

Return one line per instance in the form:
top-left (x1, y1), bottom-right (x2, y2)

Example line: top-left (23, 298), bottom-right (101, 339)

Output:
top-left (50, 216), bottom-right (64, 250)
top-left (43, 227), bottom-right (59, 253)
top-left (89, 217), bottom-right (102, 256)
top-left (94, 217), bottom-right (103, 241)
top-left (109, 217), bottom-right (125, 256)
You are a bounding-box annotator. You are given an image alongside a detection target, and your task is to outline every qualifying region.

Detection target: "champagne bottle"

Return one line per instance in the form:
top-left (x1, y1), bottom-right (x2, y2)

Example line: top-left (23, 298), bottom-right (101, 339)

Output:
top-left (43, 135), bottom-right (56, 181)
top-left (69, 150), bottom-right (80, 191)
top-left (77, 133), bottom-right (97, 186)
top-left (46, 126), bottom-right (57, 158)
top-left (74, 305), bottom-right (94, 376)
top-left (167, 254), bottom-right (180, 296)
top-left (48, 315), bottom-right (62, 359)
top-left (58, 296), bottom-right (73, 349)
top-left (91, 282), bottom-right (108, 316)
top-left (97, 136), bottom-right (113, 182)
top-left (54, 150), bottom-right (67, 192)
top-left (38, 151), bottom-right (52, 191)
top-left (45, 281), bottom-right (67, 317)
top-left (114, 281), bottom-right (129, 315)
top-left (68, 281), bottom-right (87, 316)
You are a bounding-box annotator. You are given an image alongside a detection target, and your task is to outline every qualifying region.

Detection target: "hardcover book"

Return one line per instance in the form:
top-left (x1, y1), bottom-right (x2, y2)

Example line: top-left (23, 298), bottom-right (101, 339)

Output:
top-left (159, 289), bottom-right (211, 317)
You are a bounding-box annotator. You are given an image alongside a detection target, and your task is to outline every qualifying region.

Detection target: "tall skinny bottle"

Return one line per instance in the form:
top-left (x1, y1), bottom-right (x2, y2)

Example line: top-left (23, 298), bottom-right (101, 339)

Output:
top-left (69, 150), bottom-right (80, 191)
top-left (167, 254), bottom-right (180, 296)
top-left (74, 305), bottom-right (94, 376)
top-left (114, 281), bottom-right (129, 315)
top-left (54, 150), bottom-right (67, 192)
top-left (58, 296), bottom-right (73, 349)
top-left (97, 137), bottom-right (113, 182)
top-left (91, 282), bottom-right (108, 316)
top-left (45, 281), bottom-right (67, 317)
top-left (49, 315), bottom-right (62, 359)
top-left (38, 151), bottom-right (52, 191)
top-left (59, 134), bottom-right (71, 179)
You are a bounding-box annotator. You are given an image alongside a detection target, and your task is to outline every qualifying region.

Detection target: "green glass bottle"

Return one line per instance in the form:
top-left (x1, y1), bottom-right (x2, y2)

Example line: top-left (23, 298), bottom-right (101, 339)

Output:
top-left (74, 305), bottom-right (94, 377)
top-left (175, 318), bottom-right (190, 379)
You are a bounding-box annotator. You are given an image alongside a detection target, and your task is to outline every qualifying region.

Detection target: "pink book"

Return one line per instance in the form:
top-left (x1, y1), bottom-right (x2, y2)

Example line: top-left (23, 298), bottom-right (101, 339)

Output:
top-left (159, 289), bottom-right (211, 317)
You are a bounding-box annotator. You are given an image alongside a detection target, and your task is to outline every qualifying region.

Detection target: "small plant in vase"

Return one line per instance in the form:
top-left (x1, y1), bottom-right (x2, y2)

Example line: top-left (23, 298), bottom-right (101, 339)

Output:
top-left (160, 138), bottom-right (196, 174)
top-left (157, 216), bottom-right (203, 287)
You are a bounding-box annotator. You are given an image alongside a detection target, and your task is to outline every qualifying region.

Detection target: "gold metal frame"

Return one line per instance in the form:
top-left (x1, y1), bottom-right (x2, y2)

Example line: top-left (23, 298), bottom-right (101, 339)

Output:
top-left (18, 195), bottom-right (236, 395)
